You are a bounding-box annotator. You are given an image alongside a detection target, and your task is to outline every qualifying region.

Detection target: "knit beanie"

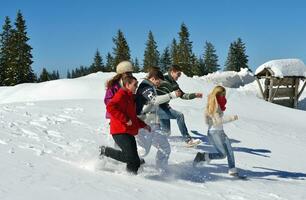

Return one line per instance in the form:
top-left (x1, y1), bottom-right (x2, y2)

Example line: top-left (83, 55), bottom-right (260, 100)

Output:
top-left (116, 61), bottom-right (134, 74)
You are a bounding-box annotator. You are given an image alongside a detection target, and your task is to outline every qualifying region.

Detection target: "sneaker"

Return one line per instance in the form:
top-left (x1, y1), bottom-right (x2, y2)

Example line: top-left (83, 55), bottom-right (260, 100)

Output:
top-left (140, 158), bottom-right (145, 165)
top-left (186, 138), bottom-right (201, 147)
top-left (228, 168), bottom-right (238, 176)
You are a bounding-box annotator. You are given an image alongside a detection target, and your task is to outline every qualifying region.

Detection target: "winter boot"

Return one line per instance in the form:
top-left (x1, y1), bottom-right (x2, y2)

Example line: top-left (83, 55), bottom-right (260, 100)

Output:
top-left (140, 158), bottom-right (145, 165)
top-left (193, 152), bottom-right (210, 167)
top-left (99, 145), bottom-right (106, 159)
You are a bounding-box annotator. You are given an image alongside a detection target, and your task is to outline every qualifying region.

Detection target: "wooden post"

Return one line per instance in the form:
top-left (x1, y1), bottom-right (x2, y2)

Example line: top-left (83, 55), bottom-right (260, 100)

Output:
top-left (271, 79), bottom-right (282, 101)
top-left (264, 72), bottom-right (270, 101)
top-left (255, 77), bottom-right (265, 99)
top-left (268, 78), bottom-right (274, 102)
top-left (297, 80), bottom-right (306, 100)
top-left (294, 78), bottom-right (300, 108)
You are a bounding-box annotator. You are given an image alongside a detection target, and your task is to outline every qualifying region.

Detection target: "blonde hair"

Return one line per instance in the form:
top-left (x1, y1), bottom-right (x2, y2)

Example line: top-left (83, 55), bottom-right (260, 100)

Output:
top-left (206, 86), bottom-right (226, 116)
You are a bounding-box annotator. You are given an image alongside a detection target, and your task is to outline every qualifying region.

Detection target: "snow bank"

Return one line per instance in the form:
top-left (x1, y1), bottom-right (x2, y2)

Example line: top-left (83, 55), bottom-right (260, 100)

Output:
top-left (255, 59), bottom-right (306, 78)
top-left (198, 68), bottom-right (255, 88)
top-left (0, 79), bottom-right (105, 104)
top-left (0, 72), bottom-right (152, 104)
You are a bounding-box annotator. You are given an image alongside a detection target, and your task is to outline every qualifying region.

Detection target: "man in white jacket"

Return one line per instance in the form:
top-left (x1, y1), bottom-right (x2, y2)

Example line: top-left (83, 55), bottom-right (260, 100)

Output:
top-left (136, 69), bottom-right (181, 171)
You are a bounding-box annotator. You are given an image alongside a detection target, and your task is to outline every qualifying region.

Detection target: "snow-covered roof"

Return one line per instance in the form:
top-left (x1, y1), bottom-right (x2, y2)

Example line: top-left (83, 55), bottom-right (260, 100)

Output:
top-left (255, 59), bottom-right (306, 78)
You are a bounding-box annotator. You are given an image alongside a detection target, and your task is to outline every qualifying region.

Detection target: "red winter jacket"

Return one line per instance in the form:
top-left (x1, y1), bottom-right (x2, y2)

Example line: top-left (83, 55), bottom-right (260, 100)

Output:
top-left (106, 88), bottom-right (147, 135)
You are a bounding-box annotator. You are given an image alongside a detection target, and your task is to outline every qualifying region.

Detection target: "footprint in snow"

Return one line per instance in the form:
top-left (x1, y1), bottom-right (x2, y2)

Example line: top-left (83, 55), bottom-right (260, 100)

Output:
top-left (45, 130), bottom-right (64, 139)
top-left (20, 128), bottom-right (40, 141)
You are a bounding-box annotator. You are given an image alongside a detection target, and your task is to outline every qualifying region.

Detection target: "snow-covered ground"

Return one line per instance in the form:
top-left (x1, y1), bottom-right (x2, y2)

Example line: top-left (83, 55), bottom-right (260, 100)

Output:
top-left (0, 71), bottom-right (306, 200)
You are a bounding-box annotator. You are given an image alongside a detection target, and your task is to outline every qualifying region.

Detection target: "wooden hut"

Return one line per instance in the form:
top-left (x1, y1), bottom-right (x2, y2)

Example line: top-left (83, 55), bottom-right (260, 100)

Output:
top-left (255, 59), bottom-right (306, 108)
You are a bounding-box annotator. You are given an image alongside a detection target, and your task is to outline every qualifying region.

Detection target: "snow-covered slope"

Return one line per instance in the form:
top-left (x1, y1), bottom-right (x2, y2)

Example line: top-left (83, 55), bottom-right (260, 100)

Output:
top-left (0, 72), bottom-right (305, 200)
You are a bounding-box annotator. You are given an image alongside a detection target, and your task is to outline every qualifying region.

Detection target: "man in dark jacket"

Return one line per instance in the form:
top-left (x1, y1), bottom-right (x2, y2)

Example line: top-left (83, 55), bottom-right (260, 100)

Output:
top-left (136, 69), bottom-right (180, 170)
top-left (157, 65), bottom-right (203, 147)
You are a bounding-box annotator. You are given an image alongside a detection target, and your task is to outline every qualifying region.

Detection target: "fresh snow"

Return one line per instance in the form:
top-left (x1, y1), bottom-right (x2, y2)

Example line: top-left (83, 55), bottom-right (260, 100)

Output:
top-left (0, 71), bottom-right (306, 200)
top-left (255, 58), bottom-right (306, 78)
top-left (198, 68), bottom-right (255, 88)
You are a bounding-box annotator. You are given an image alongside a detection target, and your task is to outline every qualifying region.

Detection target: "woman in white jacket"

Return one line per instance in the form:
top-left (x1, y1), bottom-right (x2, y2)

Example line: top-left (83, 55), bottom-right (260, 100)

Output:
top-left (193, 85), bottom-right (239, 176)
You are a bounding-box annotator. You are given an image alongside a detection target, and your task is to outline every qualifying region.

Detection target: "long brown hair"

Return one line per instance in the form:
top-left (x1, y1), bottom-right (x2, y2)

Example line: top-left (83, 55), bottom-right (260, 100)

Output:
top-left (122, 75), bottom-right (137, 87)
top-left (106, 71), bottom-right (134, 89)
top-left (206, 86), bottom-right (226, 116)
top-left (106, 74), bottom-right (123, 89)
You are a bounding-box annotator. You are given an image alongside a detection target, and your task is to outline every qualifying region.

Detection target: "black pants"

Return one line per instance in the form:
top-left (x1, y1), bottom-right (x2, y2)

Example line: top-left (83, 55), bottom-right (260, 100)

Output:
top-left (104, 134), bottom-right (140, 174)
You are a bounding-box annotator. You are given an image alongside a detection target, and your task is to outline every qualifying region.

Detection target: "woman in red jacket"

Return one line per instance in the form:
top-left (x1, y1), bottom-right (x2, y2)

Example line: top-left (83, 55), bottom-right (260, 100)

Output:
top-left (100, 75), bottom-right (150, 174)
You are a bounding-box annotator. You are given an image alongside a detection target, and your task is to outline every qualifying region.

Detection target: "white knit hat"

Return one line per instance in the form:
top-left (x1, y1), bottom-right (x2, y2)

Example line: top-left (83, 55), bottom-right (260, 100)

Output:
top-left (116, 61), bottom-right (134, 74)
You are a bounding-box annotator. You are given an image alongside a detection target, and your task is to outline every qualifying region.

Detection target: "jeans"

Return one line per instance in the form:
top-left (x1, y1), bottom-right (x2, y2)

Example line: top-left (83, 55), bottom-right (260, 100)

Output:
top-left (104, 134), bottom-right (140, 174)
top-left (137, 124), bottom-right (171, 169)
top-left (157, 106), bottom-right (191, 140)
top-left (207, 130), bottom-right (235, 169)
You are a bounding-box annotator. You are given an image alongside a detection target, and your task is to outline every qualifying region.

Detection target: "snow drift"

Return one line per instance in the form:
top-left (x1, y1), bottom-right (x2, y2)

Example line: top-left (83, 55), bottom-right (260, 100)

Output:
top-left (0, 71), bottom-right (305, 200)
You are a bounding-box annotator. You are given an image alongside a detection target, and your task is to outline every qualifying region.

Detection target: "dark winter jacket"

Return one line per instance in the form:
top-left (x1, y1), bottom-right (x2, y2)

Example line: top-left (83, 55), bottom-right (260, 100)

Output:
top-left (135, 79), bottom-right (177, 124)
top-left (136, 79), bottom-right (152, 115)
top-left (107, 88), bottom-right (147, 135)
top-left (156, 73), bottom-right (197, 108)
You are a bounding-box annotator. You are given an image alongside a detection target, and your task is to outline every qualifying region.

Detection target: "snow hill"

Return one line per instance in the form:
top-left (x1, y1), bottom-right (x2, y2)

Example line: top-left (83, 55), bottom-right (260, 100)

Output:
top-left (0, 71), bottom-right (306, 200)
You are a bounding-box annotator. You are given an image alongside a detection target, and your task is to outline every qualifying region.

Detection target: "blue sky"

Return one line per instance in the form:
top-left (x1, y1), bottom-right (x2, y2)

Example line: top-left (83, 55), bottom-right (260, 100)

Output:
top-left (1, 0), bottom-right (306, 76)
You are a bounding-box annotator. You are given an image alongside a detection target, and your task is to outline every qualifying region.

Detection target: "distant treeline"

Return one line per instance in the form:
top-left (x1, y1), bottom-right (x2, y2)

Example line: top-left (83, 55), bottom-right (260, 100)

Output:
top-left (0, 11), bottom-right (249, 85)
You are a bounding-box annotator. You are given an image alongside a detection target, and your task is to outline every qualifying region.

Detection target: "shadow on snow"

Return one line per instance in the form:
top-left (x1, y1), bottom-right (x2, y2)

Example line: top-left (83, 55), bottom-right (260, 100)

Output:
top-left (144, 162), bottom-right (306, 183)
top-left (190, 130), bottom-right (271, 158)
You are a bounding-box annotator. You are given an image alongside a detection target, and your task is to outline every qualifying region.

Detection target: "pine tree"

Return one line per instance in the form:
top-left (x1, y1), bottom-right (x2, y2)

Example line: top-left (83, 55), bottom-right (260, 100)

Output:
top-left (197, 57), bottom-right (206, 76)
top-left (90, 49), bottom-right (104, 73)
top-left (79, 65), bottom-right (89, 77)
top-left (38, 68), bottom-right (60, 82)
top-left (170, 38), bottom-right (179, 65)
top-left (190, 54), bottom-right (201, 76)
top-left (160, 46), bottom-right (171, 73)
top-left (105, 52), bottom-right (114, 72)
top-left (71, 65), bottom-right (90, 78)
top-left (235, 38), bottom-right (249, 70)
top-left (50, 70), bottom-right (59, 80)
top-left (177, 23), bottom-right (194, 77)
top-left (203, 41), bottom-right (219, 75)
top-left (225, 38), bottom-right (249, 71)
top-left (39, 68), bottom-right (50, 82)
top-left (13, 10), bottom-right (35, 84)
top-left (67, 70), bottom-right (71, 78)
top-left (112, 29), bottom-right (130, 67)
top-left (225, 43), bottom-right (235, 71)
top-left (143, 31), bottom-right (159, 72)
top-left (71, 69), bottom-right (75, 78)
top-left (133, 57), bottom-right (141, 72)
top-left (0, 16), bottom-right (13, 86)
